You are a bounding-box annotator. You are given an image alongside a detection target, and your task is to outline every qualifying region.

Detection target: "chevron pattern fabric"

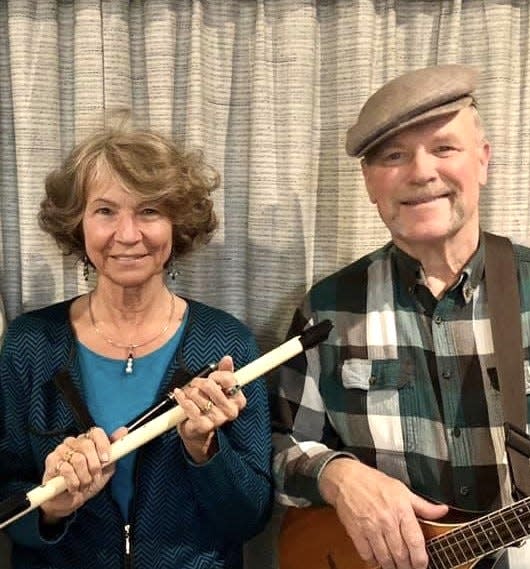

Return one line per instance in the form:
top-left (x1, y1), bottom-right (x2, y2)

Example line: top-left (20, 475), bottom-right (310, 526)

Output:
top-left (0, 298), bottom-right (273, 569)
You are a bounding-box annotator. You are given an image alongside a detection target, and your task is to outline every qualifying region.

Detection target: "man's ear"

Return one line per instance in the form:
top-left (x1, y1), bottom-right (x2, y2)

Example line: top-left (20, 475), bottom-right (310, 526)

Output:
top-left (361, 159), bottom-right (377, 204)
top-left (478, 140), bottom-right (491, 186)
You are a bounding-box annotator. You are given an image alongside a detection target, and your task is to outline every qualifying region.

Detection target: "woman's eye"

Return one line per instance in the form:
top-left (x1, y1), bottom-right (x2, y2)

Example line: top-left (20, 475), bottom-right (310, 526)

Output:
top-left (95, 207), bottom-right (113, 215)
top-left (141, 208), bottom-right (159, 216)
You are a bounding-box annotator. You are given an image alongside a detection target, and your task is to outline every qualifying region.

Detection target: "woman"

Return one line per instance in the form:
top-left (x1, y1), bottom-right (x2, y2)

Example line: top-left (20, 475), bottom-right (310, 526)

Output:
top-left (0, 124), bottom-right (272, 568)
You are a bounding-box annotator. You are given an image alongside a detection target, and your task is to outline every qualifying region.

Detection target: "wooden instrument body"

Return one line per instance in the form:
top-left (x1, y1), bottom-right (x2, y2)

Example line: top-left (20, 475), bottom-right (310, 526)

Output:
top-left (279, 506), bottom-right (508, 569)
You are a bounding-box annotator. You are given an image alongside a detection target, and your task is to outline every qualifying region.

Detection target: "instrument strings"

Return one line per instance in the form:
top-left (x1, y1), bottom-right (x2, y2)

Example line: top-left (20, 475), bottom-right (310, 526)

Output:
top-left (427, 496), bottom-right (530, 568)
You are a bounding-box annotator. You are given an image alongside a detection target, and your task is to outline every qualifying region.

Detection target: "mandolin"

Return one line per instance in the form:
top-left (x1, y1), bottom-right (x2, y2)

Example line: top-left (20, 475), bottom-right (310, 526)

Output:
top-left (279, 500), bottom-right (530, 569)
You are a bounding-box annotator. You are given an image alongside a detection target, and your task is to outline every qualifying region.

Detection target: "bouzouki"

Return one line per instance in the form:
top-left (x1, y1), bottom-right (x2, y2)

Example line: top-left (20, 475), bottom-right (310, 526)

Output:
top-left (279, 500), bottom-right (530, 569)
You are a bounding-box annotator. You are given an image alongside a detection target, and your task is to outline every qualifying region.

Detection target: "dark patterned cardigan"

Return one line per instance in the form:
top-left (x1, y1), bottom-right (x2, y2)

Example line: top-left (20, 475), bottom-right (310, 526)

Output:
top-left (0, 298), bottom-right (272, 569)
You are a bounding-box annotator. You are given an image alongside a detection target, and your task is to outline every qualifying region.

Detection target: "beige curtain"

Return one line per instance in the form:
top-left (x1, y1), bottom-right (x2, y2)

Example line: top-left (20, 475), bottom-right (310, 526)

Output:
top-left (2, 0), bottom-right (530, 349)
top-left (1, 1), bottom-right (530, 567)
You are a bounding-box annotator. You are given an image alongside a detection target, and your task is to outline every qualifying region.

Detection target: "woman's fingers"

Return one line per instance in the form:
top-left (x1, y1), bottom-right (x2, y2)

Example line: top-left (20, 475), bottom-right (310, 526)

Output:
top-left (175, 376), bottom-right (246, 430)
top-left (46, 423), bottom-right (149, 486)
top-left (41, 427), bottom-right (117, 520)
top-left (172, 356), bottom-right (248, 462)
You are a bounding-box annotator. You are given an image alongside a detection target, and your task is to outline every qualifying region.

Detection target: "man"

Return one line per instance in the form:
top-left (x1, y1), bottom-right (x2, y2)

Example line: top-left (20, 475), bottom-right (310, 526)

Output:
top-left (272, 64), bottom-right (530, 569)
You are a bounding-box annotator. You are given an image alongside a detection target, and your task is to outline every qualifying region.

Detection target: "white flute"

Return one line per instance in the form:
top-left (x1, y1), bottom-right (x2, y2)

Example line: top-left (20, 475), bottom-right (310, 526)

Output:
top-left (0, 319), bottom-right (332, 529)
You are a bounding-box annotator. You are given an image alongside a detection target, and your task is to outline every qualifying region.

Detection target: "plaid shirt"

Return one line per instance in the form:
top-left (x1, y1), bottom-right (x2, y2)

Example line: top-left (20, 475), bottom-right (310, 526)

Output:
top-left (272, 236), bottom-right (530, 515)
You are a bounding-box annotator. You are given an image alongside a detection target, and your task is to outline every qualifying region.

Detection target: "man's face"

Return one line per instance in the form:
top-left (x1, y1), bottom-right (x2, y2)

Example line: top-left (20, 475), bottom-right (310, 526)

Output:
top-left (361, 107), bottom-right (490, 252)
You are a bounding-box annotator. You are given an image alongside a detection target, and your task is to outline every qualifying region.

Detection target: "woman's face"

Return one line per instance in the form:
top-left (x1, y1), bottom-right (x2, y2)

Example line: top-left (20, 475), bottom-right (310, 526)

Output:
top-left (82, 173), bottom-right (173, 289)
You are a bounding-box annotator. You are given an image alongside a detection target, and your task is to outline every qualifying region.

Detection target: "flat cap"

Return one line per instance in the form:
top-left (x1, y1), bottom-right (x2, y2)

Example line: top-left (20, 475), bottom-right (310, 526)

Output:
top-left (345, 64), bottom-right (479, 157)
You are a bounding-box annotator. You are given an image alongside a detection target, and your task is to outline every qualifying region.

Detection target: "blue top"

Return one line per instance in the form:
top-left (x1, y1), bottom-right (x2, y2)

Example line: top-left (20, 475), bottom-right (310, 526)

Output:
top-left (77, 316), bottom-right (186, 520)
top-left (0, 297), bottom-right (272, 569)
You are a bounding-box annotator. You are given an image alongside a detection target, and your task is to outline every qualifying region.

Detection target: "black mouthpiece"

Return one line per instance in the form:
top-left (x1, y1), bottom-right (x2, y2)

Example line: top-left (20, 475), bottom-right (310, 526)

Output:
top-left (299, 319), bottom-right (333, 350)
top-left (0, 491), bottom-right (30, 526)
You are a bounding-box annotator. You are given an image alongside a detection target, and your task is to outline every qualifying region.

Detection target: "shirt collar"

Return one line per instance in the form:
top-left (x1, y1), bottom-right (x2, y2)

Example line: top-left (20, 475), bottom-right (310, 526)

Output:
top-left (391, 233), bottom-right (485, 304)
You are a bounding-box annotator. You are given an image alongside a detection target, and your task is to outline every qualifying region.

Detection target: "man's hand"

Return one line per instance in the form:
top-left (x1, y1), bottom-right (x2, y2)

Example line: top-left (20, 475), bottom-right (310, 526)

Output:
top-left (319, 458), bottom-right (448, 569)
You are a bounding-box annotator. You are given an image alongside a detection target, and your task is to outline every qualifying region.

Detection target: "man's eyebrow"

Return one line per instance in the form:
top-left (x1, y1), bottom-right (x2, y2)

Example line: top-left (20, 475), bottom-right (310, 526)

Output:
top-left (367, 142), bottom-right (405, 160)
top-left (430, 131), bottom-right (460, 143)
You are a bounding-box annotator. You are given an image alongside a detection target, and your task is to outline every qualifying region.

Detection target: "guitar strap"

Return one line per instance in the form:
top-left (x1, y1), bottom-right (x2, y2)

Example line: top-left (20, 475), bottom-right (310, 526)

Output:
top-left (484, 231), bottom-right (530, 497)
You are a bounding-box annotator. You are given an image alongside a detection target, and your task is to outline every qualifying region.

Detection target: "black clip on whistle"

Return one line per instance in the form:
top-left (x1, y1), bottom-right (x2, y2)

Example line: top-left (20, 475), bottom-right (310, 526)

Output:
top-left (125, 362), bottom-right (218, 432)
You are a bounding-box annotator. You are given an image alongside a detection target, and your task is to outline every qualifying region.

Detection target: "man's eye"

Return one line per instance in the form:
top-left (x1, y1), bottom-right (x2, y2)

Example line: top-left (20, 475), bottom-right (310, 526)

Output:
top-left (382, 151), bottom-right (404, 162)
top-left (435, 146), bottom-right (456, 155)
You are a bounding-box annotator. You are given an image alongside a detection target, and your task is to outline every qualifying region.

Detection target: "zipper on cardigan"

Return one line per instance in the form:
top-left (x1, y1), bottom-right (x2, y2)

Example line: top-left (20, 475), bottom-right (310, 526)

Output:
top-left (124, 446), bottom-right (145, 569)
top-left (124, 523), bottom-right (132, 568)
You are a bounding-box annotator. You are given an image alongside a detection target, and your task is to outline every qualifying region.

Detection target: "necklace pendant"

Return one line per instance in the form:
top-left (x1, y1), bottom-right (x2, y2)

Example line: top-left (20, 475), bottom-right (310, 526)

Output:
top-left (125, 352), bottom-right (134, 374)
top-left (88, 291), bottom-right (176, 376)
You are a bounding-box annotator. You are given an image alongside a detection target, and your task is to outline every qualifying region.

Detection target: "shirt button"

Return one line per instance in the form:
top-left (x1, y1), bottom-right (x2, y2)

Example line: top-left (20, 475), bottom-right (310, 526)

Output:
top-left (460, 485), bottom-right (470, 496)
top-left (434, 315), bottom-right (443, 325)
top-left (442, 370), bottom-right (451, 380)
top-left (453, 427), bottom-right (461, 437)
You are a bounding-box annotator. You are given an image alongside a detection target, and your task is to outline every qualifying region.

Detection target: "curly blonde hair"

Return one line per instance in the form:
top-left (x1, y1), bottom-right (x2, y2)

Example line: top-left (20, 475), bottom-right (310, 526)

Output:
top-left (39, 126), bottom-right (219, 261)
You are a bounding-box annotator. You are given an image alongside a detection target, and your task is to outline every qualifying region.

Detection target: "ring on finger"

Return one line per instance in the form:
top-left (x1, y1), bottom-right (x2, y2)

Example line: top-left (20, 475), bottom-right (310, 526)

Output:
top-left (224, 384), bottom-right (242, 397)
top-left (200, 399), bottom-right (214, 414)
top-left (64, 449), bottom-right (75, 463)
top-left (80, 426), bottom-right (97, 440)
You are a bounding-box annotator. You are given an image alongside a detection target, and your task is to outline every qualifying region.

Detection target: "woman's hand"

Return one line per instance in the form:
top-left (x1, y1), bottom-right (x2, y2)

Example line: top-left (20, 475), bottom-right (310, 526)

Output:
top-left (40, 426), bottom-right (127, 524)
top-left (173, 355), bottom-right (246, 463)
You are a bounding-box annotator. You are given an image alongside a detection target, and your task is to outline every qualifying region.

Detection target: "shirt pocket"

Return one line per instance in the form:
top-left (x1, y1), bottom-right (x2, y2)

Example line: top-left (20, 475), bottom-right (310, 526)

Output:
top-left (341, 358), bottom-right (410, 391)
top-left (337, 358), bottom-right (412, 471)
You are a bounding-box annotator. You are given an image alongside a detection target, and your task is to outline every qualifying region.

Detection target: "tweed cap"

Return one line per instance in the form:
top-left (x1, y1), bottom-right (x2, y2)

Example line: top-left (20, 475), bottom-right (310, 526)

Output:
top-left (346, 64), bottom-right (479, 157)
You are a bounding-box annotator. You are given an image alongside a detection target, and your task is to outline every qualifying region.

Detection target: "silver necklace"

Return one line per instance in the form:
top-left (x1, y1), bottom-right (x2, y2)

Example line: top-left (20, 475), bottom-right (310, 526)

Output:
top-left (88, 291), bottom-right (176, 374)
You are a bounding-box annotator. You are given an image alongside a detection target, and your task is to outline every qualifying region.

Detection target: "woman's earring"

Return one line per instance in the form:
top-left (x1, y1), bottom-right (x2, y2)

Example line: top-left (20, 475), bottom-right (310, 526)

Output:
top-left (83, 256), bottom-right (90, 281)
top-left (166, 257), bottom-right (179, 280)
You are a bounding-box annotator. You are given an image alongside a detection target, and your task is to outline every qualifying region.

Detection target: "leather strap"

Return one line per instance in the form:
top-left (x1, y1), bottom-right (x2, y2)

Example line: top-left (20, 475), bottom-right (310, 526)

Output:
top-left (484, 231), bottom-right (530, 496)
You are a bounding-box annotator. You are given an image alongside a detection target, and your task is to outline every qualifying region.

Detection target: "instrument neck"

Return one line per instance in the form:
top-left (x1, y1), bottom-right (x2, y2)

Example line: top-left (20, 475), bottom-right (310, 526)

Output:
top-left (427, 496), bottom-right (530, 568)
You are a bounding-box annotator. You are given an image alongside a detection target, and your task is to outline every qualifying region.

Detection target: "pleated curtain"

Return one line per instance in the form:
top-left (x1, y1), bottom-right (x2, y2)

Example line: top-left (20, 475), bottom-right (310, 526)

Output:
top-left (1, 1), bottom-right (530, 567)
